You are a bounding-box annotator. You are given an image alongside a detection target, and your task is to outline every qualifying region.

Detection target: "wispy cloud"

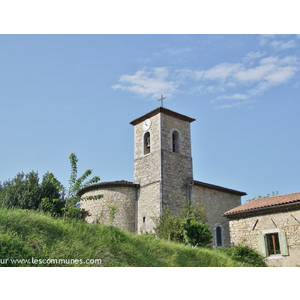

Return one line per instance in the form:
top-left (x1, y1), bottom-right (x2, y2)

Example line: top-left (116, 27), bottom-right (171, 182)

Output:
top-left (113, 38), bottom-right (300, 109)
top-left (259, 34), bottom-right (298, 51)
top-left (192, 54), bottom-right (299, 107)
top-left (112, 67), bottom-right (178, 99)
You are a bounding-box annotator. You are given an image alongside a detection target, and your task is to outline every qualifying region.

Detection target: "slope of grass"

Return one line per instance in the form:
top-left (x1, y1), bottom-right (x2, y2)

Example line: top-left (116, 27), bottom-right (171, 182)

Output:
top-left (0, 208), bottom-right (250, 267)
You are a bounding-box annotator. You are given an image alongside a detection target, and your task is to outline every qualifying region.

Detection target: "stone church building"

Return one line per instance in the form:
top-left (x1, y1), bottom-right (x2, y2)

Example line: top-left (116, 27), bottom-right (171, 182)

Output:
top-left (78, 107), bottom-right (246, 247)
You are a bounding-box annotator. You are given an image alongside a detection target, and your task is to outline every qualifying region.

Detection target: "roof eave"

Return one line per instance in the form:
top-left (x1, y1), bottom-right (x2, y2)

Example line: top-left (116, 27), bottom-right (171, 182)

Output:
top-left (130, 107), bottom-right (196, 126)
top-left (77, 181), bottom-right (140, 197)
top-left (194, 180), bottom-right (247, 196)
top-left (223, 200), bottom-right (300, 218)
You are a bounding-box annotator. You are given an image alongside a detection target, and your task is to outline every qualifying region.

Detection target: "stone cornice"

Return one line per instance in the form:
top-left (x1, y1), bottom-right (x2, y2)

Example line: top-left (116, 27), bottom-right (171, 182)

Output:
top-left (77, 180), bottom-right (139, 197)
top-left (130, 107), bottom-right (196, 126)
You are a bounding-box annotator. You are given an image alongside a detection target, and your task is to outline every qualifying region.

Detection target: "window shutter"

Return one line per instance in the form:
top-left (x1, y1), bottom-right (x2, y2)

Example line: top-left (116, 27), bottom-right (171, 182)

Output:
top-left (258, 234), bottom-right (267, 257)
top-left (278, 232), bottom-right (289, 256)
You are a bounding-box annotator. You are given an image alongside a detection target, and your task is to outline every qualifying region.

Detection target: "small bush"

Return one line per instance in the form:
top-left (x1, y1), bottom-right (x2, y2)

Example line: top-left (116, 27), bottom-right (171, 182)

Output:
top-left (218, 244), bottom-right (267, 267)
top-left (180, 218), bottom-right (212, 247)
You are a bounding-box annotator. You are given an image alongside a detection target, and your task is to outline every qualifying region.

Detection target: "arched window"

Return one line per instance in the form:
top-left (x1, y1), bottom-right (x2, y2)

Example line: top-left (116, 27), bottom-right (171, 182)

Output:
top-left (144, 132), bottom-right (150, 155)
top-left (213, 223), bottom-right (224, 247)
top-left (172, 130), bottom-right (180, 153)
top-left (216, 226), bottom-right (222, 247)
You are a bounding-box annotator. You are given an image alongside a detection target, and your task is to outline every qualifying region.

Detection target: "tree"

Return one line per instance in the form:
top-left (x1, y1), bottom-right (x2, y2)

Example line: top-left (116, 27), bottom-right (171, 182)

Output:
top-left (180, 198), bottom-right (207, 223)
top-left (0, 171), bottom-right (63, 212)
top-left (153, 199), bottom-right (212, 247)
top-left (38, 172), bottom-right (65, 217)
top-left (180, 218), bottom-right (212, 247)
top-left (0, 153), bottom-right (101, 221)
top-left (63, 153), bottom-right (101, 220)
top-left (0, 171), bottom-right (41, 209)
top-left (152, 206), bottom-right (181, 241)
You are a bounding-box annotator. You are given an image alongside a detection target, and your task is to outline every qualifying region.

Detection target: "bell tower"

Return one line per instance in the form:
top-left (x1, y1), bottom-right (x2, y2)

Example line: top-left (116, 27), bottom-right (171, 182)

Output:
top-left (130, 107), bottom-right (195, 233)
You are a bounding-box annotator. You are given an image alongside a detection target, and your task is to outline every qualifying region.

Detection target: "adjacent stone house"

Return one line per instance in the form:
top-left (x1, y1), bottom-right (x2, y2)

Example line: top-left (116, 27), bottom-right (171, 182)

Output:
top-left (224, 192), bottom-right (300, 267)
top-left (79, 106), bottom-right (246, 247)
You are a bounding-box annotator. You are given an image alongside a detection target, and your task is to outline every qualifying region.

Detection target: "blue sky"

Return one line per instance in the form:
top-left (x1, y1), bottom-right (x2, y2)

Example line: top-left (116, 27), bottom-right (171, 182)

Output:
top-left (0, 34), bottom-right (299, 203)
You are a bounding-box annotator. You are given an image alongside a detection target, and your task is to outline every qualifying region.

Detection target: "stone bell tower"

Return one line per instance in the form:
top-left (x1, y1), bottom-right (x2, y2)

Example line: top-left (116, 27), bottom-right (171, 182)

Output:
top-left (130, 107), bottom-right (195, 233)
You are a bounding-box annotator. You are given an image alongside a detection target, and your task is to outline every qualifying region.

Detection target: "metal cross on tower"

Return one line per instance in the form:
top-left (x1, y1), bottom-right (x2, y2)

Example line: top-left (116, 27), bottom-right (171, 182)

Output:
top-left (158, 94), bottom-right (166, 107)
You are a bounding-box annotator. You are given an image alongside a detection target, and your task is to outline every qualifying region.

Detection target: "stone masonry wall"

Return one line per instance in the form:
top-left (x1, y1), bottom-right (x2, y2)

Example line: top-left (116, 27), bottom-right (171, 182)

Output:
top-left (133, 113), bottom-right (162, 232)
top-left (160, 113), bottom-right (193, 215)
top-left (191, 185), bottom-right (241, 247)
top-left (80, 185), bottom-right (136, 232)
top-left (228, 209), bottom-right (300, 267)
top-left (137, 182), bottom-right (161, 233)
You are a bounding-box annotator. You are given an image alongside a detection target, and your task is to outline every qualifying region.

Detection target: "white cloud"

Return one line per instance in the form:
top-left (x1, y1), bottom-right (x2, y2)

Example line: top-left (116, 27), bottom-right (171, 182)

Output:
top-left (112, 67), bottom-right (178, 99)
top-left (243, 51), bottom-right (265, 63)
top-left (270, 39), bottom-right (296, 51)
top-left (216, 93), bottom-right (249, 101)
top-left (191, 52), bottom-right (299, 108)
top-left (259, 34), bottom-right (298, 51)
top-left (195, 62), bottom-right (242, 81)
top-left (194, 55), bottom-right (299, 96)
top-left (113, 48), bottom-right (299, 109)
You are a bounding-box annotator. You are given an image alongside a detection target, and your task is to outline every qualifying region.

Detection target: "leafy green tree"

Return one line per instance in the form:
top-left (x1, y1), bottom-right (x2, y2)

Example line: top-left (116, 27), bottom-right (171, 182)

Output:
top-left (153, 199), bottom-right (212, 247)
top-left (0, 171), bottom-right (66, 215)
top-left (0, 171), bottom-right (41, 209)
top-left (180, 218), bottom-right (212, 247)
top-left (63, 153), bottom-right (100, 220)
top-left (38, 172), bottom-right (65, 217)
top-left (180, 198), bottom-right (207, 223)
top-left (153, 206), bottom-right (181, 241)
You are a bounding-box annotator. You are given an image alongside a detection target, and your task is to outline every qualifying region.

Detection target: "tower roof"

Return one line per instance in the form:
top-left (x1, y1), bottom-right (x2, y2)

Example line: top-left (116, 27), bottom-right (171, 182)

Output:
top-left (130, 107), bottom-right (196, 126)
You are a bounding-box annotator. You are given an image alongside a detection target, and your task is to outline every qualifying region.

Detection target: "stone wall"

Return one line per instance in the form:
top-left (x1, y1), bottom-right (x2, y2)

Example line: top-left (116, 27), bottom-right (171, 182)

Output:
top-left (228, 209), bottom-right (300, 267)
top-left (80, 184), bottom-right (137, 232)
top-left (191, 184), bottom-right (241, 247)
top-left (133, 113), bottom-right (162, 232)
top-left (160, 113), bottom-right (193, 215)
top-left (137, 181), bottom-right (161, 233)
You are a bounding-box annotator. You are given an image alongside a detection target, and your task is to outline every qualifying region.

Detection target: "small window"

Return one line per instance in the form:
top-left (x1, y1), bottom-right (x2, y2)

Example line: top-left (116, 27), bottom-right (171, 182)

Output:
top-left (144, 132), bottom-right (150, 155)
top-left (172, 130), bottom-right (179, 153)
top-left (213, 223), bottom-right (224, 247)
top-left (258, 232), bottom-right (289, 257)
top-left (266, 233), bottom-right (280, 255)
top-left (143, 217), bottom-right (146, 223)
top-left (216, 226), bottom-right (222, 247)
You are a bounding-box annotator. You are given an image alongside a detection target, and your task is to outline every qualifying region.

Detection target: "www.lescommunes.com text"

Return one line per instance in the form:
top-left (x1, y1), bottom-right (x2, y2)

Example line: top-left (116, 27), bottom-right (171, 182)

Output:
top-left (0, 258), bottom-right (102, 265)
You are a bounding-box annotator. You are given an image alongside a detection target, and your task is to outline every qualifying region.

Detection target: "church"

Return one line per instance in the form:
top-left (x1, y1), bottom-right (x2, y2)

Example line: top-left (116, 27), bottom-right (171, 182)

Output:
top-left (78, 106), bottom-right (247, 247)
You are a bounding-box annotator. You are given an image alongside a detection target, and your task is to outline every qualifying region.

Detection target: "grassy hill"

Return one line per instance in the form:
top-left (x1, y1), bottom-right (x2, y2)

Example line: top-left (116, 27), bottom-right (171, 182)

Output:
top-left (0, 208), bottom-right (255, 267)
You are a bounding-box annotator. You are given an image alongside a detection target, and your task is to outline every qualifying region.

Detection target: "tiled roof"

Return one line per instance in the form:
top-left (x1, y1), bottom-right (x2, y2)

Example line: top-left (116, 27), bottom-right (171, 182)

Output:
top-left (224, 192), bottom-right (300, 217)
top-left (130, 107), bottom-right (196, 125)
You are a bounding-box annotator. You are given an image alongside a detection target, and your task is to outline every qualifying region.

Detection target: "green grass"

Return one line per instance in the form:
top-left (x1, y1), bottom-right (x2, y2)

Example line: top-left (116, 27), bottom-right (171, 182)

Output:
top-left (0, 208), bottom-right (252, 267)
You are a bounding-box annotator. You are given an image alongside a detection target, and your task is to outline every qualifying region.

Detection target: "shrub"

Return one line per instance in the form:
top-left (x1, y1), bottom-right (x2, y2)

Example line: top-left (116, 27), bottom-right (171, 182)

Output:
top-left (153, 205), bottom-right (212, 247)
top-left (218, 244), bottom-right (267, 267)
top-left (179, 217), bottom-right (212, 247)
top-left (152, 206), bottom-right (181, 242)
top-left (38, 198), bottom-right (65, 217)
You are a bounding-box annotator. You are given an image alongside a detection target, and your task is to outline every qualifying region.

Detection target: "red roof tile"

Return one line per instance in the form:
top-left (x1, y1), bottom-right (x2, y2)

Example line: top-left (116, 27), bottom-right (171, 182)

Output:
top-left (224, 192), bottom-right (300, 216)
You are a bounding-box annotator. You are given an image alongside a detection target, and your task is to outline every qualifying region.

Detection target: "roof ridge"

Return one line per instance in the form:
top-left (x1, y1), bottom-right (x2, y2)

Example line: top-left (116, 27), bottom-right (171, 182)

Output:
top-left (251, 191), bottom-right (300, 201)
top-left (224, 191), bottom-right (300, 216)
